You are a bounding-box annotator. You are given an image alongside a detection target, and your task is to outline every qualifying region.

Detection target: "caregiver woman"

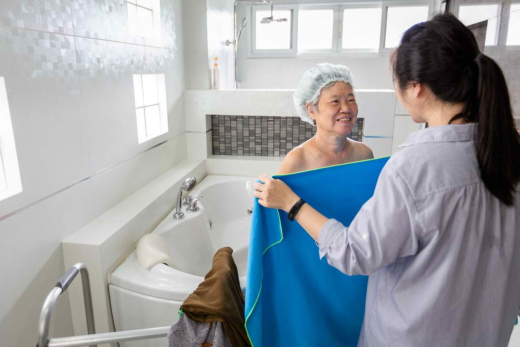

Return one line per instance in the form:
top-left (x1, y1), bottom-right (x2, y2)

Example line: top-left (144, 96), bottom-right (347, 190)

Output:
top-left (254, 14), bottom-right (520, 347)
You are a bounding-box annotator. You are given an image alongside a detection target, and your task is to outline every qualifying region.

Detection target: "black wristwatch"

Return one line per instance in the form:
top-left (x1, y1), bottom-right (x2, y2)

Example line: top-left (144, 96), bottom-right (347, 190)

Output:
top-left (288, 198), bottom-right (306, 221)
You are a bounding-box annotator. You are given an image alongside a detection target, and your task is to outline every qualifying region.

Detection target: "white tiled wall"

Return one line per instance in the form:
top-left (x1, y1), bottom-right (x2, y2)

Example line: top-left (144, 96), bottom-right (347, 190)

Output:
top-left (0, 0), bottom-right (187, 345)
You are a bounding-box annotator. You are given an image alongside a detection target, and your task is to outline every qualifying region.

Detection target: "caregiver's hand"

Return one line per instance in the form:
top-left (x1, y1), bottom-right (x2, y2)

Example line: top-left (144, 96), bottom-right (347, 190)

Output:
top-left (253, 174), bottom-right (300, 212)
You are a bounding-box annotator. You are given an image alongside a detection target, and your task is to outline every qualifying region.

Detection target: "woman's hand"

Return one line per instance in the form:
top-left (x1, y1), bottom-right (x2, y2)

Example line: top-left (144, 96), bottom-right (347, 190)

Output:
top-left (253, 174), bottom-right (300, 212)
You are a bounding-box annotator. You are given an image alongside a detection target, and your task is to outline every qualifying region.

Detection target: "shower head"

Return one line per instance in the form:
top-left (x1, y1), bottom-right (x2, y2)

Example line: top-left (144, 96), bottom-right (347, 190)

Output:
top-left (181, 177), bottom-right (197, 191)
top-left (260, 4), bottom-right (288, 24)
top-left (237, 17), bottom-right (248, 42)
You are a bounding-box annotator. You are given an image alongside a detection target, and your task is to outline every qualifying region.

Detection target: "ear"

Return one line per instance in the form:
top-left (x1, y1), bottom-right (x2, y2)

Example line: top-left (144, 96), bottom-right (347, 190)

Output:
top-left (306, 103), bottom-right (317, 121)
top-left (411, 82), bottom-right (426, 99)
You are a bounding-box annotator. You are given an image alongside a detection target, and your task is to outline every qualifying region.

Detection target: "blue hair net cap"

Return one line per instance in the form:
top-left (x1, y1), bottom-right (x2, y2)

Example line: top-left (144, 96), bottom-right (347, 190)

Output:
top-left (293, 63), bottom-right (355, 125)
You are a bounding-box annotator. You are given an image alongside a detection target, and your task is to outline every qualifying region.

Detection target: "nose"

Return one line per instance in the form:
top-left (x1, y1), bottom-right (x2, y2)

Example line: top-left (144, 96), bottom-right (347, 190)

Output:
top-left (340, 100), bottom-right (351, 113)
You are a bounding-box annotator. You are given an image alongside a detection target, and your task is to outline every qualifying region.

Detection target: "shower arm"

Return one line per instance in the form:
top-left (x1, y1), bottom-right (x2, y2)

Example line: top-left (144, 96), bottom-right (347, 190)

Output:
top-left (231, 0), bottom-right (272, 89)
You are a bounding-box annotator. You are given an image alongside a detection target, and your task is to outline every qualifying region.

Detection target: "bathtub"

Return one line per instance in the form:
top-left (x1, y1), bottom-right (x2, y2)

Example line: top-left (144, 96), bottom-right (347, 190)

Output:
top-left (109, 175), bottom-right (256, 347)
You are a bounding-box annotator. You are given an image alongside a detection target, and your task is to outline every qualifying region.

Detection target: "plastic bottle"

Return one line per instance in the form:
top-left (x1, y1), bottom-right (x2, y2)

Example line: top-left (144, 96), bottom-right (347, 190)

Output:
top-left (212, 57), bottom-right (220, 90)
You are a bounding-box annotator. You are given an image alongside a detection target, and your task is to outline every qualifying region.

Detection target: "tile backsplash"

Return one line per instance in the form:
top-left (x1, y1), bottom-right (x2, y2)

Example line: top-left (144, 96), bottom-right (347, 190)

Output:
top-left (211, 115), bottom-right (364, 157)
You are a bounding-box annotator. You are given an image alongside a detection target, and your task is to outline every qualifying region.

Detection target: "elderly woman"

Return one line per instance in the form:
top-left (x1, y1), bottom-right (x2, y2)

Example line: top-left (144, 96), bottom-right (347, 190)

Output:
top-left (278, 64), bottom-right (373, 174)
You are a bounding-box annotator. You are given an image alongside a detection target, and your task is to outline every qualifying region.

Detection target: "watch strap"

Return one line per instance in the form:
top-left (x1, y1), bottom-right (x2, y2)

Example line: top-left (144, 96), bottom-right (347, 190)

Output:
top-left (288, 198), bottom-right (306, 221)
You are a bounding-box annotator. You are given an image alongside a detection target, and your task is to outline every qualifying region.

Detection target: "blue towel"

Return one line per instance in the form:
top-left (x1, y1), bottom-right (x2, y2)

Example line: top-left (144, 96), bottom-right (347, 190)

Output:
top-left (245, 157), bottom-right (390, 347)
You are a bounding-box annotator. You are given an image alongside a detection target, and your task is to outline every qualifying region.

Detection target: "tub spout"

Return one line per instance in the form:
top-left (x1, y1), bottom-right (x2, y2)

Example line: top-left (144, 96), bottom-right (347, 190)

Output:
top-left (173, 177), bottom-right (197, 220)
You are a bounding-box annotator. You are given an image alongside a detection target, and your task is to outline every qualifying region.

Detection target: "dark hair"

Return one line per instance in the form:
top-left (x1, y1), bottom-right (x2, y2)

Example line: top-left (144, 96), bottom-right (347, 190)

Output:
top-left (392, 13), bottom-right (520, 206)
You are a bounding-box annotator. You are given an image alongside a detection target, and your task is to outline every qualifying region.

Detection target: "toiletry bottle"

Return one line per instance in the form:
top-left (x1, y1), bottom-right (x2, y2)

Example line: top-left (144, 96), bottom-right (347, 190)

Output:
top-left (212, 57), bottom-right (220, 90)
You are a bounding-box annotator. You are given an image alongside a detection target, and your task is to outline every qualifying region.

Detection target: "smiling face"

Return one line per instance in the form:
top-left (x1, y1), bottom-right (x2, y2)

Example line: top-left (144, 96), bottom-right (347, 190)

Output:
top-left (307, 82), bottom-right (358, 136)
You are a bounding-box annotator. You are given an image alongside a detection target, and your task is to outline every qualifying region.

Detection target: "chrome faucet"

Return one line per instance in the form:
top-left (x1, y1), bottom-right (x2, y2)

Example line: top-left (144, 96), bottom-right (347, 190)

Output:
top-left (173, 177), bottom-right (197, 220)
top-left (186, 196), bottom-right (203, 212)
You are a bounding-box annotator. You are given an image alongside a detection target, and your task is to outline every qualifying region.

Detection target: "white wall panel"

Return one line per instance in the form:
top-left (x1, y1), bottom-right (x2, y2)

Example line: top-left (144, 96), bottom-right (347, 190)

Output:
top-left (89, 134), bottom-right (187, 216)
top-left (0, 180), bottom-right (95, 347)
top-left (0, 0), bottom-right (187, 345)
top-left (0, 28), bottom-right (90, 217)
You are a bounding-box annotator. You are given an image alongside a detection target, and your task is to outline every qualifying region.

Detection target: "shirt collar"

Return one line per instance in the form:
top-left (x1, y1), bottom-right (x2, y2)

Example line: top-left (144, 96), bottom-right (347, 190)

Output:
top-left (398, 124), bottom-right (477, 148)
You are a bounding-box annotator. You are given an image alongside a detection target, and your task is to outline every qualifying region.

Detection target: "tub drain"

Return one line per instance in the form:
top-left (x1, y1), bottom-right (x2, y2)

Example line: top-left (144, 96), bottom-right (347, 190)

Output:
top-left (208, 219), bottom-right (212, 230)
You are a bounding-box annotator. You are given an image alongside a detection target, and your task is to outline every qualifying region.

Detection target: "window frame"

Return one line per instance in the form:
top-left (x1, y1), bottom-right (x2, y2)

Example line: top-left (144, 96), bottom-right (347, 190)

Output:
top-left (249, 0), bottom-right (434, 59)
top-left (505, 1), bottom-right (520, 47)
top-left (381, 0), bottom-right (433, 51)
top-left (454, 2), bottom-right (502, 46)
top-left (127, 0), bottom-right (161, 40)
top-left (132, 73), bottom-right (169, 144)
top-left (0, 77), bottom-right (22, 202)
top-left (251, 4), bottom-right (298, 57)
top-left (339, 3), bottom-right (384, 54)
top-left (297, 4), bottom-right (339, 54)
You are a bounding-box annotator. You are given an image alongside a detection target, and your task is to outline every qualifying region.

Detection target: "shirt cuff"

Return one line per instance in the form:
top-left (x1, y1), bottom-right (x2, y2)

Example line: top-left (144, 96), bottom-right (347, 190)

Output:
top-left (318, 218), bottom-right (348, 260)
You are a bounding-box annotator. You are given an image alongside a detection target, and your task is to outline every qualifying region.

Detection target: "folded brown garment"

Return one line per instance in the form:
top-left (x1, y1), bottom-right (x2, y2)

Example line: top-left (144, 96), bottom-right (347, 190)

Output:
top-left (180, 247), bottom-right (251, 347)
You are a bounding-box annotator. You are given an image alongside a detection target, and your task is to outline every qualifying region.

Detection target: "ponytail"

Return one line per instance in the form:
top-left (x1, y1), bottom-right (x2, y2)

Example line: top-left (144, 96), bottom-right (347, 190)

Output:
top-left (394, 13), bottom-right (520, 206)
top-left (472, 54), bottom-right (520, 206)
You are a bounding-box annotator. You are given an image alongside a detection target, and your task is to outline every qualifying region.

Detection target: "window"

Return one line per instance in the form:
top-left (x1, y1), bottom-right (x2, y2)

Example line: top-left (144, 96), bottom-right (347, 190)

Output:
top-left (0, 154), bottom-right (6, 192)
top-left (133, 74), bottom-right (168, 144)
top-left (0, 77), bottom-right (22, 201)
top-left (252, 5), bottom-right (297, 55)
top-left (127, 0), bottom-right (161, 39)
top-left (342, 6), bottom-right (382, 50)
top-left (458, 4), bottom-right (500, 46)
top-left (385, 6), bottom-right (429, 48)
top-left (507, 4), bottom-right (520, 45)
top-left (298, 8), bottom-right (335, 51)
top-left (250, 1), bottom-right (432, 57)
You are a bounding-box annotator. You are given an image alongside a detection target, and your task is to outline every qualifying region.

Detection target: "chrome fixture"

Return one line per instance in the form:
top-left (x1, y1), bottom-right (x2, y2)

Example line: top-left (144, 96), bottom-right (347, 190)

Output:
top-left (226, 17), bottom-right (248, 46)
top-left (237, 17), bottom-right (248, 43)
top-left (186, 196), bottom-right (203, 212)
top-left (247, 207), bottom-right (253, 215)
top-left (37, 263), bottom-right (171, 347)
top-left (173, 177), bottom-right (197, 220)
top-left (38, 263), bottom-right (96, 347)
top-left (260, 4), bottom-right (288, 24)
top-left (231, 0), bottom-right (275, 89)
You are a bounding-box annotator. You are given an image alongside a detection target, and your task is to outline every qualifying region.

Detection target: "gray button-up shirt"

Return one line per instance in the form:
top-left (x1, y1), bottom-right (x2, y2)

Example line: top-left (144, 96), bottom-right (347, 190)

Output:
top-left (318, 124), bottom-right (520, 347)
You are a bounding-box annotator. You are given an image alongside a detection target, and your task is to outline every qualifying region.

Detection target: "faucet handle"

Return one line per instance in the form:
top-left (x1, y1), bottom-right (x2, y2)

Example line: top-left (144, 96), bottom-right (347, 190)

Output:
top-left (183, 195), bottom-right (193, 206)
top-left (187, 196), bottom-right (203, 212)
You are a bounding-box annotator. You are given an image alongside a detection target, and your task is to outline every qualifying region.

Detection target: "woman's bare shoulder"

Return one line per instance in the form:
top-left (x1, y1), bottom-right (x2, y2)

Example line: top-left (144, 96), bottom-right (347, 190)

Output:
top-left (277, 146), bottom-right (307, 175)
top-left (349, 138), bottom-right (374, 160)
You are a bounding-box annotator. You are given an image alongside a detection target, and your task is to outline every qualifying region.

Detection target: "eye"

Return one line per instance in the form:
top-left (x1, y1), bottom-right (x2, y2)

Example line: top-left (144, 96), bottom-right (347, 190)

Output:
top-left (348, 98), bottom-right (356, 103)
top-left (331, 100), bottom-right (338, 103)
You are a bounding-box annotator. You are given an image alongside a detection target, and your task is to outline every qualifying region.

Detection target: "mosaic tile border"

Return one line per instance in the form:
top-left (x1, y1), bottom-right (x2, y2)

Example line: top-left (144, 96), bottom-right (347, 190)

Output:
top-left (211, 115), bottom-right (364, 157)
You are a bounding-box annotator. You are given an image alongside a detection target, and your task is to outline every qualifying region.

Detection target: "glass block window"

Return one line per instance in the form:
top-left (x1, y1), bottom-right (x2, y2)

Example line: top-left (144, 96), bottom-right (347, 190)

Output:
top-left (133, 74), bottom-right (168, 144)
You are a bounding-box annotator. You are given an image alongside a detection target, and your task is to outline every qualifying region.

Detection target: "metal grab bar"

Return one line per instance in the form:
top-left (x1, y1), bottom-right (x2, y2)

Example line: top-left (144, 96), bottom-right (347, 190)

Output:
top-left (38, 263), bottom-right (96, 347)
top-left (45, 327), bottom-right (170, 347)
top-left (37, 263), bottom-right (172, 347)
